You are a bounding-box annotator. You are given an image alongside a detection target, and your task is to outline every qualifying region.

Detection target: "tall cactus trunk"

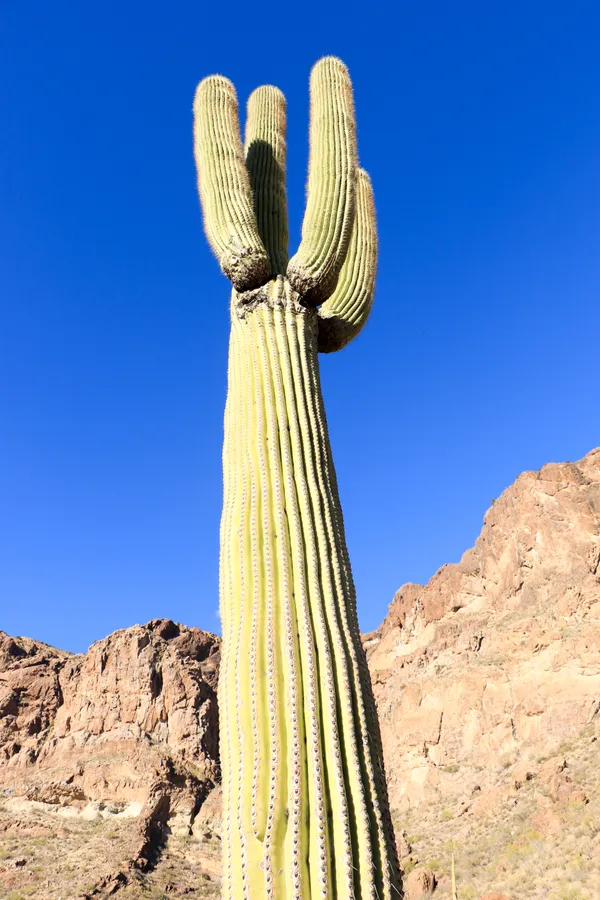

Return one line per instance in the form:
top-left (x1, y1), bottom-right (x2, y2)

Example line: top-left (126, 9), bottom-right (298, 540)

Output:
top-left (220, 281), bottom-right (398, 899)
top-left (193, 57), bottom-right (401, 899)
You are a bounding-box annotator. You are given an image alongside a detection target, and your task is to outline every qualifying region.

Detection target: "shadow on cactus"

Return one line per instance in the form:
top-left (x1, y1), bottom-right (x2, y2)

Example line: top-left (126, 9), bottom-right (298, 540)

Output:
top-left (193, 56), bottom-right (402, 899)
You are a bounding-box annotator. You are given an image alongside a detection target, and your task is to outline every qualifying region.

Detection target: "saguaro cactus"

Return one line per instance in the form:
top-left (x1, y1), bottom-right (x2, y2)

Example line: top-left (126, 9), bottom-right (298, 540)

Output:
top-left (193, 57), bottom-right (401, 900)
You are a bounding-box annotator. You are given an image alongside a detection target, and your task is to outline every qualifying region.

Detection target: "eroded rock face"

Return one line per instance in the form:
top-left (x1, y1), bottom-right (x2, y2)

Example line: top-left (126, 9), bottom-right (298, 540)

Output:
top-left (368, 447), bottom-right (600, 814)
top-left (0, 634), bottom-right (68, 767)
top-left (0, 619), bottom-right (220, 827)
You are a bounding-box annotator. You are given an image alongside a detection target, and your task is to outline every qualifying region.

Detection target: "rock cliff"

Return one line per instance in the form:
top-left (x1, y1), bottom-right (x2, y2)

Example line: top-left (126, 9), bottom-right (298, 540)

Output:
top-left (368, 447), bottom-right (600, 809)
top-left (0, 620), bottom-right (221, 896)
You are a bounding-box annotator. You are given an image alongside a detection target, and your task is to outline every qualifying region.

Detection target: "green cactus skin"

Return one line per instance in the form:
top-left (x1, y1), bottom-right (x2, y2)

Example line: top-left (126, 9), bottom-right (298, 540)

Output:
top-left (193, 76), bottom-right (271, 291)
top-left (244, 86), bottom-right (289, 277)
top-left (286, 57), bottom-right (357, 306)
top-left (317, 168), bottom-right (377, 353)
top-left (194, 57), bottom-right (401, 900)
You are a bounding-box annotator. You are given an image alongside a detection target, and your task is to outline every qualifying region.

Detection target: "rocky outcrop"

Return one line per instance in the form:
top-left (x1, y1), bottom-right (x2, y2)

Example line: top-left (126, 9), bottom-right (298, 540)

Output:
top-left (367, 447), bottom-right (600, 815)
top-left (403, 867), bottom-right (436, 897)
top-left (0, 619), bottom-right (220, 831)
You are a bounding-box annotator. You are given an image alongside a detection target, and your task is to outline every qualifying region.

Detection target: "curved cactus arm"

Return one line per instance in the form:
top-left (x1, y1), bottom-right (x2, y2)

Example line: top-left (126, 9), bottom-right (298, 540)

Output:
top-left (244, 86), bottom-right (289, 276)
top-left (193, 76), bottom-right (271, 291)
top-left (317, 168), bottom-right (377, 353)
top-left (287, 56), bottom-right (357, 305)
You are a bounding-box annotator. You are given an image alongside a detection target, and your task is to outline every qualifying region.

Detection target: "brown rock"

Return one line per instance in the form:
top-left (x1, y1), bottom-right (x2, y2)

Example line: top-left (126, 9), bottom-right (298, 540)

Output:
top-left (396, 828), bottom-right (413, 859)
top-left (535, 756), bottom-right (588, 804)
top-left (530, 808), bottom-right (563, 835)
top-left (404, 866), bottom-right (436, 897)
top-left (538, 757), bottom-right (567, 784)
top-left (0, 620), bottom-right (220, 830)
top-left (480, 894), bottom-right (510, 900)
top-left (192, 783), bottom-right (223, 841)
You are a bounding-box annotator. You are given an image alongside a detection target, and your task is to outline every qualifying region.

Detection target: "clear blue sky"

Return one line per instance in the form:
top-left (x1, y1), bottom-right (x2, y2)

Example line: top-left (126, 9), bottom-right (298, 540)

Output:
top-left (1, 2), bottom-right (598, 653)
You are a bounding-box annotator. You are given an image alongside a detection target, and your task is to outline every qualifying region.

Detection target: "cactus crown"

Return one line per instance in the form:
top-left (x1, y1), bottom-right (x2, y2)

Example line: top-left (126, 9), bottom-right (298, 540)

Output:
top-left (193, 56), bottom-right (377, 352)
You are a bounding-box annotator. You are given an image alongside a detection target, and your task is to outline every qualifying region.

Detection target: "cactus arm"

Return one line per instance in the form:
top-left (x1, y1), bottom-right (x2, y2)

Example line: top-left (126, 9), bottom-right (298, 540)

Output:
top-left (286, 57), bottom-right (357, 305)
top-left (317, 168), bottom-right (377, 353)
top-left (245, 86), bottom-right (289, 276)
top-left (193, 76), bottom-right (271, 291)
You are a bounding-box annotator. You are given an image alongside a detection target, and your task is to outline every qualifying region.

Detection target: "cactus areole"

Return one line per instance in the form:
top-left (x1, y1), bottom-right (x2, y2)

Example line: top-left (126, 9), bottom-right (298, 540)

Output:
top-left (193, 57), bottom-right (401, 899)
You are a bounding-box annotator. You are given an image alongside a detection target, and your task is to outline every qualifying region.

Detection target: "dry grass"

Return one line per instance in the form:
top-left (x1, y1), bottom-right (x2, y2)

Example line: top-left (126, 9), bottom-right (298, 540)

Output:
top-left (0, 808), bottom-right (138, 899)
top-left (393, 722), bottom-right (600, 899)
top-left (0, 802), bottom-right (218, 899)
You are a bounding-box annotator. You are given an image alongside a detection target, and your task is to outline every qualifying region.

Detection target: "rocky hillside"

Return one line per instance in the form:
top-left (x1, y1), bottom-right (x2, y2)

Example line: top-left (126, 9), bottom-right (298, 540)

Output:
top-left (366, 448), bottom-right (600, 897)
top-left (1, 447), bottom-right (599, 899)
top-left (0, 620), bottom-right (222, 897)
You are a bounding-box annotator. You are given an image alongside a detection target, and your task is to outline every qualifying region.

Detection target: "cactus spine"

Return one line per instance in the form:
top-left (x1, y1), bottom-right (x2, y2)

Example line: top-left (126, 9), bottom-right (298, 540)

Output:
top-left (193, 56), bottom-right (401, 900)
